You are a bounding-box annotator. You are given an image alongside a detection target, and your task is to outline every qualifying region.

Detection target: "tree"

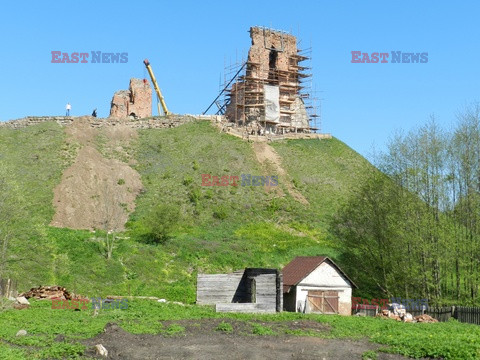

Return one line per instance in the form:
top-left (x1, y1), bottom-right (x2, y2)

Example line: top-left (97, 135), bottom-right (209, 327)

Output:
top-left (333, 117), bottom-right (454, 300)
top-left (139, 203), bottom-right (180, 244)
top-left (332, 169), bottom-right (416, 297)
top-left (334, 107), bottom-right (480, 304)
top-left (449, 104), bottom-right (480, 301)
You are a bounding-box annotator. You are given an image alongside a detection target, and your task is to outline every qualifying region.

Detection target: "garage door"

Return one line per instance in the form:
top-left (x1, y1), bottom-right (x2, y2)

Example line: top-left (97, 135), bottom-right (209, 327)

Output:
top-left (307, 290), bottom-right (339, 314)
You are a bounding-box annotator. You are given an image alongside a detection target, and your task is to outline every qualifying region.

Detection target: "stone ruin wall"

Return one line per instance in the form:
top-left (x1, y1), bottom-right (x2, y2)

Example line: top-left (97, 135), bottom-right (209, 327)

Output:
top-left (0, 115), bottom-right (199, 130)
top-left (109, 78), bottom-right (152, 119)
top-left (225, 27), bottom-right (310, 132)
top-left (248, 27), bottom-right (298, 77)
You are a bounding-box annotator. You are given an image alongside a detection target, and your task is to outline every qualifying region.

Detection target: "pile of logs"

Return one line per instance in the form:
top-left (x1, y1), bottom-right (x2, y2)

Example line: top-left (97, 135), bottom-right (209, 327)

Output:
top-left (378, 304), bottom-right (438, 323)
top-left (20, 286), bottom-right (76, 300)
top-left (378, 309), bottom-right (411, 322)
top-left (414, 314), bottom-right (438, 323)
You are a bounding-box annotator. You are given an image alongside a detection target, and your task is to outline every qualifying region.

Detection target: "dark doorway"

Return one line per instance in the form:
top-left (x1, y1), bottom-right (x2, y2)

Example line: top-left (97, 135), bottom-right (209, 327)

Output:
top-left (269, 46), bottom-right (278, 69)
top-left (268, 46), bottom-right (278, 82)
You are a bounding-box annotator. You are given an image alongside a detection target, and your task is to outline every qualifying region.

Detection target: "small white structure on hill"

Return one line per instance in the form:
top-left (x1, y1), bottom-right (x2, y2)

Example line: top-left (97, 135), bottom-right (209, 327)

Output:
top-left (282, 256), bottom-right (357, 315)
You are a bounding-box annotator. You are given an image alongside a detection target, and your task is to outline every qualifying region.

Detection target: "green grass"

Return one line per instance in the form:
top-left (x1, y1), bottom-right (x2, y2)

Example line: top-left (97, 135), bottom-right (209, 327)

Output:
top-left (0, 119), bottom-right (373, 302)
top-left (0, 122), bottom-right (73, 288)
top-left (131, 121), bottom-right (269, 225)
top-left (271, 137), bottom-right (373, 226)
top-left (215, 321), bottom-right (233, 333)
top-left (251, 323), bottom-right (277, 335)
top-left (0, 121), bottom-right (70, 222)
top-left (362, 350), bottom-right (378, 360)
top-left (164, 323), bottom-right (186, 336)
top-left (0, 301), bottom-right (479, 359)
top-left (0, 343), bottom-right (28, 360)
top-left (2, 116), bottom-right (477, 358)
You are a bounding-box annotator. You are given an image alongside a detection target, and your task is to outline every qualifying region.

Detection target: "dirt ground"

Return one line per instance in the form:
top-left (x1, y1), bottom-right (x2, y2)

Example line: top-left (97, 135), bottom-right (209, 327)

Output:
top-left (50, 117), bottom-right (142, 230)
top-left (83, 319), bottom-right (414, 360)
top-left (252, 142), bottom-right (309, 205)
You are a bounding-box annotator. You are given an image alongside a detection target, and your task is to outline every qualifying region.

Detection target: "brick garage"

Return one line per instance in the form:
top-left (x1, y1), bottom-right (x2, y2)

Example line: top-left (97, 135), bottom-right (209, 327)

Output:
top-left (282, 256), bottom-right (357, 315)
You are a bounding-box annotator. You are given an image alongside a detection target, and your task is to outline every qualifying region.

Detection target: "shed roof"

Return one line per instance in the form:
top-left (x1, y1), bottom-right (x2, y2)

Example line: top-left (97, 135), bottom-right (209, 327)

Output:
top-left (282, 256), bottom-right (357, 292)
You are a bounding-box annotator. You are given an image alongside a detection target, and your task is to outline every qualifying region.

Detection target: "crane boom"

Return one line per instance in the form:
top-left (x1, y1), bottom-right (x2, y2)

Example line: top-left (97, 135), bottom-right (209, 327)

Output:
top-left (143, 59), bottom-right (171, 116)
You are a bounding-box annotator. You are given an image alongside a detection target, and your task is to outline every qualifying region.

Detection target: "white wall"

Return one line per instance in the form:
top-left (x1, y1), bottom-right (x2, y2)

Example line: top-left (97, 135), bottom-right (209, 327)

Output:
top-left (293, 261), bottom-right (352, 315)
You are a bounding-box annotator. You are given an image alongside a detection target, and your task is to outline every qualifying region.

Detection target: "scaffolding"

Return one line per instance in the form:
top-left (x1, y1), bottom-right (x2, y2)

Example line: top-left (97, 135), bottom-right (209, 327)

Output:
top-left (297, 46), bottom-right (322, 132)
top-left (217, 26), bottom-right (320, 135)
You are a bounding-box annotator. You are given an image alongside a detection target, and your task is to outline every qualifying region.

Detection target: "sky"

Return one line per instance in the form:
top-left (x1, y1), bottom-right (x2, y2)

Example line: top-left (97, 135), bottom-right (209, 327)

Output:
top-left (1, 0), bottom-right (479, 159)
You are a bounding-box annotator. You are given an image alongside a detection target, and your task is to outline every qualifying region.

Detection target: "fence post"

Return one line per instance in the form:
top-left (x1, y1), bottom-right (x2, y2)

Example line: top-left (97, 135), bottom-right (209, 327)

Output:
top-left (451, 306), bottom-right (456, 320)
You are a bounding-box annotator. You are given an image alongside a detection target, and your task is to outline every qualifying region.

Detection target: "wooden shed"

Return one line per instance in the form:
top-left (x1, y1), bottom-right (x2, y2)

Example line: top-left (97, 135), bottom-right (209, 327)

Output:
top-left (282, 256), bottom-right (357, 315)
top-left (196, 268), bottom-right (282, 313)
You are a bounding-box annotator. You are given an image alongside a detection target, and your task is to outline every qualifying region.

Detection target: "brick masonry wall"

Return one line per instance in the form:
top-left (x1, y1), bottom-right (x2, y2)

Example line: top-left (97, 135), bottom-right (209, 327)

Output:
top-left (109, 78), bottom-right (152, 119)
top-left (248, 27), bottom-right (297, 77)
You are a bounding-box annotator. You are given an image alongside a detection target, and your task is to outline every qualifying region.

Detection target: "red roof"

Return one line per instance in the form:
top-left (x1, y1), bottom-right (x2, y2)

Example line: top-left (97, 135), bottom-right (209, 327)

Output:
top-left (282, 256), bottom-right (357, 293)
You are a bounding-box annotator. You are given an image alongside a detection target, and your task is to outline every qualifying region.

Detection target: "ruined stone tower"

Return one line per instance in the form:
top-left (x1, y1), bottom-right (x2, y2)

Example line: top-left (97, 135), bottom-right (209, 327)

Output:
top-left (109, 78), bottom-right (152, 119)
top-left (224, 27), bottom-right (313, 134)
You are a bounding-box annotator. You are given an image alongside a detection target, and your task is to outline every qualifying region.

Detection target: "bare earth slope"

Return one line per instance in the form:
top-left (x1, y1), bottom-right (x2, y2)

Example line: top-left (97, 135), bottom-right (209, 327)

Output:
top-left (50, 117), bottom-right (142, 230)
top-left (252, 142), bottom-right (309, 204)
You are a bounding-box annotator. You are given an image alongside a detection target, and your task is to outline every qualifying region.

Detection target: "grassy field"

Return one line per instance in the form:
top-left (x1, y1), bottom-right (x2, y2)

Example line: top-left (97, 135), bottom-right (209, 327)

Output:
top-left (0, 300), bottom-right (479, 359)
top-left (0, 121), bottom-right (73, 222)
top-left (0, 120), bottom-right (373, 301)
top-left (1, 120), bottom-right (479, 359)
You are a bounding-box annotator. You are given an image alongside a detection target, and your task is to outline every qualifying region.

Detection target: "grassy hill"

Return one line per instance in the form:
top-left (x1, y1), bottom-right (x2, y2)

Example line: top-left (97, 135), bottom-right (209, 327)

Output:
top-left (0, 119), bottom-right (373, 302)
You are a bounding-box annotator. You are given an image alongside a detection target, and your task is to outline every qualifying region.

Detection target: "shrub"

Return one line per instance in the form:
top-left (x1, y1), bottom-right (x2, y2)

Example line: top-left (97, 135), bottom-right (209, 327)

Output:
top-left (140, 204), bottom-right (180, 244)
top-left (267, 198), bottom-right (281, 215)
top-left (213, 206), bottom-right (228, 220)
top-left (204, 189), bottom-right (214, 199)
top-left (183, 176), bottom-right (193, 186)
top-left (189, 188), bottom-right (201, 205)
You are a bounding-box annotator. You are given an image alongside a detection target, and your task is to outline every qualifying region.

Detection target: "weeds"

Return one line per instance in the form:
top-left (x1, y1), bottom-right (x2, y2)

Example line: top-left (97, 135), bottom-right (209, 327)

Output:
top-left (216, 321), bottom-right (233, 333)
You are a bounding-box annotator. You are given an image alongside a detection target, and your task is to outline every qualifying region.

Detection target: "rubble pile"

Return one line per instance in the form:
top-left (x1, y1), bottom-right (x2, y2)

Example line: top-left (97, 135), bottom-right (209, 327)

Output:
top-left (20, 285), bottom-right (79, 300)
top-left (379, 309), bottom-right (402, 321)
top-left (414, 314), bottom-right (439, 323)
top-left (377, 303), bottom-right (437, 323)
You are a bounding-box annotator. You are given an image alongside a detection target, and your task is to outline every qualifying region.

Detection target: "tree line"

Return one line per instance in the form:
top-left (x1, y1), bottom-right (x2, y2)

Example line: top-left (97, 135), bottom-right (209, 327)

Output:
top-left (332, 104), bottom-right (480, 305)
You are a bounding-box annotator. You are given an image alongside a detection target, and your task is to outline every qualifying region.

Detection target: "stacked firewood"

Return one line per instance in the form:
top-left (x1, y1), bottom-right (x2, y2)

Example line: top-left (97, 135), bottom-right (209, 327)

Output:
top-left (414, 314), bottom-right (438, 323)
top-left (379, 309), bottom-right (404, 321)
top-left (378, 304), bottom-right (438, 323)
top-left (20, 286), bottom-right (75, 300)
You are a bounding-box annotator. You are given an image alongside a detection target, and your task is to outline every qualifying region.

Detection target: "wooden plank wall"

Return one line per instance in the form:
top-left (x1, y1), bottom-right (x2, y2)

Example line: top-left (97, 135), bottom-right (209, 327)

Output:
top-left (245, 268), bottom-right (283, 311)
top-left (216, 303), bottom-right (276, 313)
top-left (196, 274), bottom-right (244, 305)
top-left (197, 269), bottom-right (283, 313)
top-left (252, 274), bottom-right (277, 308)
